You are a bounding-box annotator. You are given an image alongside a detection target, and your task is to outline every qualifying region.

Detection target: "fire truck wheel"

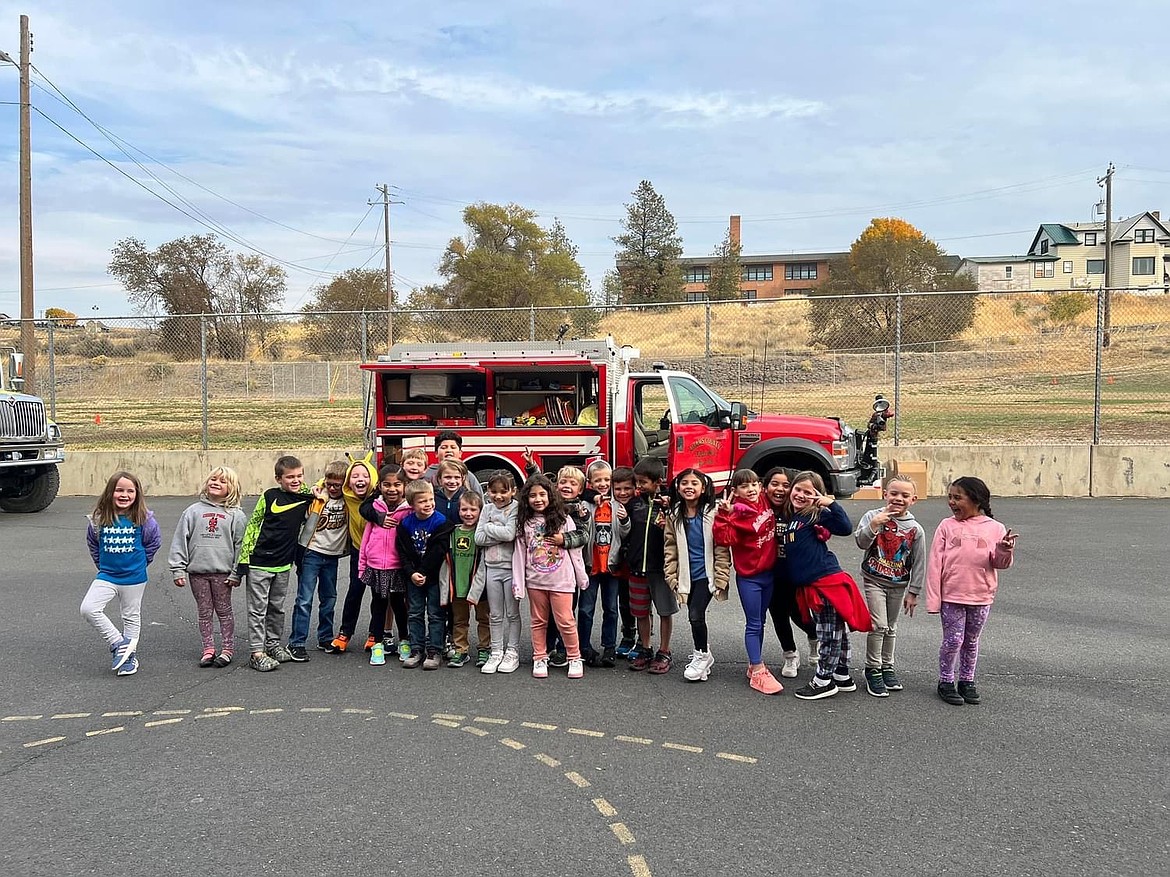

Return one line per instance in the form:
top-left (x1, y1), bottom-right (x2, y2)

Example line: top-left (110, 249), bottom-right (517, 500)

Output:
top-left (0, 464), bottom-right (60, 513)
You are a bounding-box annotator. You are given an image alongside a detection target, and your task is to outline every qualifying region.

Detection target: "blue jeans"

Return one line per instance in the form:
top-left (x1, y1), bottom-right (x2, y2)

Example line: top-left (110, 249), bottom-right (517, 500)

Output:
top-left (408, 581), bottom-right (444, 655)
top-left (577, 572), bottom-right (619, 652)
top-left (289, 549), bottom-right (339, 648)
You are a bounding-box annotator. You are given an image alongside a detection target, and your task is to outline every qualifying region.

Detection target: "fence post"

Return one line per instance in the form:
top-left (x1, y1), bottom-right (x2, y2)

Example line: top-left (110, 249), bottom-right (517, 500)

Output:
top-left (893, 293), bottom-right (902, 446)
top-left (200, 314), bottom-right (209, 451)
top-left (529, 304), bottom-right (536, 341)
top-left (704, 299), bottom-right (712, 381)
top-left (1092, 286), bottom-right (1104, 446)
top-left (360, 312), bottom-right (371, 446)
top-left (46, 320), bottom-right (56, 419)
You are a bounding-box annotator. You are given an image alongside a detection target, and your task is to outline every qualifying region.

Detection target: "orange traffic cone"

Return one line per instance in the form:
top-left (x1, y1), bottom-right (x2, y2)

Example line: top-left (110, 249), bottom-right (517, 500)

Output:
top-left (94, 414), bottom-right (102, 424)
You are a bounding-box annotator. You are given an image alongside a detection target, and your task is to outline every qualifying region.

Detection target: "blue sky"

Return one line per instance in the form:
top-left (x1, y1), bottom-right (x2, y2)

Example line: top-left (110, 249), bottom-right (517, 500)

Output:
top-left (1, 0), bottom-right (1168, 318)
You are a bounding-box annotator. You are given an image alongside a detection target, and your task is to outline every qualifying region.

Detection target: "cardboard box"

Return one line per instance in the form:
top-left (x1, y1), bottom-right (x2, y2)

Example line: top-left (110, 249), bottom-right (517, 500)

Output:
top-left (386, 378), bottom-right (408, 402)
top-left (890, 459), bottom-right (929, 497)
top-left (853, 486), bottom-right (883, 500)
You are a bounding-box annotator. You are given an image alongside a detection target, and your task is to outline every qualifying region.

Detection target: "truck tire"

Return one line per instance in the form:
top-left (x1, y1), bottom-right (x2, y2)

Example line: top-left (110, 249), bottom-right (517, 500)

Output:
top-left (754, 456), bottom-right (829, 490)
top-left (0, 465), bottom-right (60, 513)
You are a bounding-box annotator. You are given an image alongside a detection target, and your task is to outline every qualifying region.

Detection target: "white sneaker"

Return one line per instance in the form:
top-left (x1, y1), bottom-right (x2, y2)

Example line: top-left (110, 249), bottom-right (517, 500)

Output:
top-left (498, 649), bottom-right (520, 674)
top-left (781, 650), bottom-right (800, 678)
top-left (532, 658), bottom-right (549, 679)
top-left (567, 659), bottom-right (584, 679)
top-left (481, 652), bottom-right (503, 674)
top-left (683, 649), bottom-right (714, 682)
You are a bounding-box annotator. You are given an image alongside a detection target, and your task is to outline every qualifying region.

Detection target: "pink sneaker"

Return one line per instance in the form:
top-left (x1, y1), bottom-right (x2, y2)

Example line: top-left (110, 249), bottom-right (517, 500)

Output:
top-left (749, 666), bottom-right (783, 695)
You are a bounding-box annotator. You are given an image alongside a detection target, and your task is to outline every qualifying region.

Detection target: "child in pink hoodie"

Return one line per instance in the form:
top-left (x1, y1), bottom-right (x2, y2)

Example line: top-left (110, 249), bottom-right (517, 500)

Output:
top-left (926, 476), bottom-right (1017, 706)
top-left (358, 464), bottom-right (411, 666)
top-left (512, 474), bottom-right (589, 680)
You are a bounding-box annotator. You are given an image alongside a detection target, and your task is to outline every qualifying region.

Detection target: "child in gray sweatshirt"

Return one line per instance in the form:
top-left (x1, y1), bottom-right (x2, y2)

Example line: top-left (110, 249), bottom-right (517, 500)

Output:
top-left (169, 467), bottom-right (249, 667)
top-left (471, 471), bottom-right (522, 675)
top-left (853, 473), bottom-right (926, 697)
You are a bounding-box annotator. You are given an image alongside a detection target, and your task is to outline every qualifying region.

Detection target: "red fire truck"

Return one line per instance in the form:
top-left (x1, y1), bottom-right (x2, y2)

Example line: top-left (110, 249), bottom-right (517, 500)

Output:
top-left (361, 338), bottom-right (868, 496)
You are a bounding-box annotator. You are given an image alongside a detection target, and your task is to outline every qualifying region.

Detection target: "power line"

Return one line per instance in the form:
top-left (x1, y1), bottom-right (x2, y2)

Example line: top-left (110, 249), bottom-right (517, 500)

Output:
top-left (288, 203), bottom-right (378, 308)
top-left (28, 65), bottom-right (370, 248)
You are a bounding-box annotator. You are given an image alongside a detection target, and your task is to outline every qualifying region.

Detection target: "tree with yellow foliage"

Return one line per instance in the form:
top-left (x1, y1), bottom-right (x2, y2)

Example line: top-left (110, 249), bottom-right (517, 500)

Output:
top-left (808, 217), bottom-right (976, 348)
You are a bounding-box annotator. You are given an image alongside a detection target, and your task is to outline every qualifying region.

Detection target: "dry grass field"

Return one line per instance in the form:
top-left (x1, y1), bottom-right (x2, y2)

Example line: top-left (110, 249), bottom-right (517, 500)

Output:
top-left (6, 292), bottom-right (1167, 448)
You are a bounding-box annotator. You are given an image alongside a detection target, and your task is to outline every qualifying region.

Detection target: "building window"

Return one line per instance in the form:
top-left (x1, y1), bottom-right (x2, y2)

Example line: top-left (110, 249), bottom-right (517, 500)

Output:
top-left (1133, 257), bottom-right (1155, 275)
top-left (784, 263), bottom-right (817, 281)
top-left (1034, 262), bottom-right (1054, 278)
top-left (742, 265), bottom-right (773, 282)
top-left (685, 291), bottom-right (707, 302)
top-left (1063, 261), bottom-right (1073, 274)
top-left (784, 288), bottom-right (812, 296)
top-left (1086, 259), bottom-right (1105, 274)
top-left (684, 267), bottom-right (710, 284)
top-left (1135, 229), bottom-right (1155, 244)
top-left (1039, 240), bottom-right (1049, 254)
top-left (1004, 266), bottom-right (1013, 279)
top-left (1084, 232), bottom-right (1097, 246)
top-left (741, 289), bottom-right (758, 301)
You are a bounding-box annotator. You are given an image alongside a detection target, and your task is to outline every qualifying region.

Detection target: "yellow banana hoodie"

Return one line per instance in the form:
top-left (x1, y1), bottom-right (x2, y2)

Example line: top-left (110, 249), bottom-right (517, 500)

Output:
top-left (341, 451), bottom-right (378, 550)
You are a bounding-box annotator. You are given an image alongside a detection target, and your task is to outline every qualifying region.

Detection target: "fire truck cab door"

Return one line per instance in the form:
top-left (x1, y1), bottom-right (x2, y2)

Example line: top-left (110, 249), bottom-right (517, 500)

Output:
top-left (664, 373), bottom-right (735, 489)
top-left (630, 378), bottom-right (672, 463)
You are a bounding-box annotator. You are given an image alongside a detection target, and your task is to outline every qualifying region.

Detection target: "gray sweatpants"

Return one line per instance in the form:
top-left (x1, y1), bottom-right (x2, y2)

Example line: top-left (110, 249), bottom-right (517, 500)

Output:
top-left (863, 579), bottom-right (908, 669)
top-left (246, 568), bottom-right (291, 653)
top-left (81, 579), bottom-right (146, 649)
top-left (484, 564), bottom-right (521, 654)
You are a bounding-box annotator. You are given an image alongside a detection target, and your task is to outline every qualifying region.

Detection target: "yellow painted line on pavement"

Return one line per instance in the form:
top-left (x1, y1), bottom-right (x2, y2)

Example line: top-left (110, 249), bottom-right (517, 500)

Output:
top-left (615, 735), bottom-right (653, 745)
top-left (3, 715), bottom-right (43, 722)
top-left (609, 822), bottom-right (636, 845)
top-left (500, 738), bottom-right (526, 750)
top-left (628, 854), bottom-right (652, 877)
top-left (86, 727), bottom-right (124, 737)
top-left (300, 707), bottom-right (331, 713)
top-left (564, 771), bottom-right (591, 789)
top-left (102, 711), bottom-right (141, 718)
top-left (567, 727), bottom-right (605, 738)
top-left (432, 713), bottom-right (466, 721)
top-left (662, 741), bottom-right (703, 754)
top-left (152, 710), bottom-right (191, 716)
top-left (592, 797), bottom-right (618, 818)
top-left (521, 721), bottom-right (557, 731)
top-left (23, 736), bottom-right (65, 748)
top-left (204, 706), bottom-right (244, 712)
top-left (461, 725), bottom-right (490, 737)
top-left (716, 752), bottom-right (758, 764)
top-left (387, 711), bottom-right (418, 720)
top-left (342, 708), bottom-right (373, 715)
top-left (249, 708), bottom-right (284, 715)
top-left (51, 713), bottom-right (91, 720)
top-left (432, 719), bottom-right (461, 728)
top-left (473, 716), bottom-right (509, 725)
top-left (144, 718), bottom-right (184, 728)
top-left (534, 753), bottom-right (561, 768)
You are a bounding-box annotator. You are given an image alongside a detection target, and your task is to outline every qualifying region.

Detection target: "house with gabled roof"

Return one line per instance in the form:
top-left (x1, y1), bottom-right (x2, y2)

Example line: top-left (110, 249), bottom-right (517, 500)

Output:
top-left (1024, 211), bottom-right (1170, 292)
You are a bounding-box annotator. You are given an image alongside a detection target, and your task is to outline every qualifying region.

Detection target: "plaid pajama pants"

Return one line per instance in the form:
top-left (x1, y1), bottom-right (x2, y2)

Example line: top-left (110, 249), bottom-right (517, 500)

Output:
top-left (812, 601), bottom-right (852, 679)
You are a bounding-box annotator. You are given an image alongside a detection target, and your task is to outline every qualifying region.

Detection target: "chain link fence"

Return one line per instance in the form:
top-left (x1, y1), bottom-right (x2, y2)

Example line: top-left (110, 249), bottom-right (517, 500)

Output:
top-left (3, 287), bottom-right (1166, 449)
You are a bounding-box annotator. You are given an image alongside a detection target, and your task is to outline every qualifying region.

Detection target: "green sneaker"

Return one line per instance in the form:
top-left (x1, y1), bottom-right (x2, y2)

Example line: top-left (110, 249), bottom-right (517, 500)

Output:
top-left (447, 651), bottom-right (469, 668)
top-left (475, 648), bottom-right (491, 668)
top-left (397, 640), bottom-right (411, 662)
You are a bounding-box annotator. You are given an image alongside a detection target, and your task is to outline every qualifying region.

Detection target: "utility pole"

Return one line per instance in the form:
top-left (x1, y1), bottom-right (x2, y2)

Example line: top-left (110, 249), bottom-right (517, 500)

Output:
top-left (18, 14), bottom-right (35, 390)
top-left (369, 184), bottom-right (403, 348)
top-left (1097, 162), bottom-right (1114, 348)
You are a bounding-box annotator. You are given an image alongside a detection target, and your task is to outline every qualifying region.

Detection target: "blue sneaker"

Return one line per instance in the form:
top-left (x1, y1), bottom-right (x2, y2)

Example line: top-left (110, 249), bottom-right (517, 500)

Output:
top-left (110, 635), bottom-right (133, 671)
top-left (116, 652), bottom-right (139, 676)
top-left (615, 638), bottom-right (635, 659)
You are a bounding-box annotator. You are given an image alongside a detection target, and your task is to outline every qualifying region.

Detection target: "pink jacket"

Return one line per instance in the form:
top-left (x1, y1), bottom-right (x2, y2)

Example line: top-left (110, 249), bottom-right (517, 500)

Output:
top-left (511, 515), bottom-right (589, 599)
top-left (925, 515), bottom-right (1013, 611)
top-left (358, 498), bottom-right (410, 579)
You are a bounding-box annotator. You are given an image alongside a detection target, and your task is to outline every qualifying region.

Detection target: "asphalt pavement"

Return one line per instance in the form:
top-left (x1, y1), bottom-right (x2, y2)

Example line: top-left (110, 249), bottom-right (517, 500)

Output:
top-left (1, 496), bottom-right (1167, 877)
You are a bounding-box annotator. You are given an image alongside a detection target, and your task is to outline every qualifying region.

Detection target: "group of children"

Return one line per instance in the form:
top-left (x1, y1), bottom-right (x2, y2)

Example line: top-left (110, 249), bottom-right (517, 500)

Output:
top-left (80, 431), bottom-right (1017, 705)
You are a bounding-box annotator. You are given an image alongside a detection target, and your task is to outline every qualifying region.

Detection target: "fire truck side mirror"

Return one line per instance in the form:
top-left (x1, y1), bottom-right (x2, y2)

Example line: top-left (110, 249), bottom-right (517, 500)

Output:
top-left (728, 401), bottom-right (747, 431)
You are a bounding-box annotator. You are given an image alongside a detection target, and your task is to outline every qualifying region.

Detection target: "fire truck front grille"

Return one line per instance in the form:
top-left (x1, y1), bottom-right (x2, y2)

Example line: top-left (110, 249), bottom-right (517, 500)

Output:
top-left (0, 399), bottom-right (46, 440)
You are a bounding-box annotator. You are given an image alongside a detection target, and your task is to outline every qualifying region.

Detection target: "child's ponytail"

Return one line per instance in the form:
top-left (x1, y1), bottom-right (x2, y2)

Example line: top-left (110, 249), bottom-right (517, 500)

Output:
top-left (950, 476), bottom-right (994, 518)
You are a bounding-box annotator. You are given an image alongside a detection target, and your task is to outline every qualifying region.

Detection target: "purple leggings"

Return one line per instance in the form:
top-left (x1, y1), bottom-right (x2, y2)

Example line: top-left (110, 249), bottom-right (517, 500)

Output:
top-left (938, 601), bottom-right (991, 683)
top-left (189, 572), bottom-right (235, 654)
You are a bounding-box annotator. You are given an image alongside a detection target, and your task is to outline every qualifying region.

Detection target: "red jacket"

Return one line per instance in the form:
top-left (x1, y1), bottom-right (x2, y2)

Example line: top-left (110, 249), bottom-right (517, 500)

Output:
top-left (713, 495), bottom-right (776, 577)
top-left (796, 570), bottom-right (873, 632)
